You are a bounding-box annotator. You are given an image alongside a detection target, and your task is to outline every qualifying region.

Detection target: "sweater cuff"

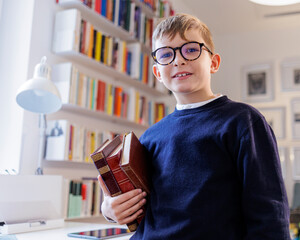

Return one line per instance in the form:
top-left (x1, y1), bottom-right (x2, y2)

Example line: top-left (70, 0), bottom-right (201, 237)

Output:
top-left (103, 214), bottom-right (117, 223)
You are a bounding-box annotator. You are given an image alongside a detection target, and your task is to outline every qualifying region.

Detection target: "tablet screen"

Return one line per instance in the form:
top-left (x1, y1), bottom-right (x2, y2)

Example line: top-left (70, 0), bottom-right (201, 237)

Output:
top-left (67, 228), bottom-right (132, 239)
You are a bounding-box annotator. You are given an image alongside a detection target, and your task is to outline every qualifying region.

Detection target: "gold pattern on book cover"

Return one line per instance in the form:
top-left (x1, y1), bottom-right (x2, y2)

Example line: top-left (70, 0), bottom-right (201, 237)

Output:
top-left (99, 165), bottom-right (110, 175)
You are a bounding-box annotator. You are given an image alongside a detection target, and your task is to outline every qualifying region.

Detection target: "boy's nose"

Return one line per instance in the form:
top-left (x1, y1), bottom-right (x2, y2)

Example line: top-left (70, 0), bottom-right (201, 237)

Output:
top-left (173, 49), bottom-right (186, 66)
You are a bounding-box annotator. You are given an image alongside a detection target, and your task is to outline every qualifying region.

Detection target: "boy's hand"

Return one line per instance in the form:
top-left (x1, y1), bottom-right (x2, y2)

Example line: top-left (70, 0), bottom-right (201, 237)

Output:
top-left (98, 175), bottom-right (147, 225)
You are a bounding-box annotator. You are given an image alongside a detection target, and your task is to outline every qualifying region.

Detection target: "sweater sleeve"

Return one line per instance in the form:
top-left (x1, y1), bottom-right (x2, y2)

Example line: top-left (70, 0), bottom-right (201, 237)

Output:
top-left (236, 117), bottom-right (290, 239)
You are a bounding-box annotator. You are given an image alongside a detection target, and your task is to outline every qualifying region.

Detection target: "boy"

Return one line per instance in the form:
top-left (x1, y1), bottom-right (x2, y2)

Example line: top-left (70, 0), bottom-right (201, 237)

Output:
top-left (98, 13), bottom-right (290, 239)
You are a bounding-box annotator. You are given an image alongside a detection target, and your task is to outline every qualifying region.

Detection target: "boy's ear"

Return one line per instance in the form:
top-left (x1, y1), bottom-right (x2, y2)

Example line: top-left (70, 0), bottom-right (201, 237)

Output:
top-left (153, 64), bottom-right (163, 82)
top-left (210, 53), bottom-right (221, 74)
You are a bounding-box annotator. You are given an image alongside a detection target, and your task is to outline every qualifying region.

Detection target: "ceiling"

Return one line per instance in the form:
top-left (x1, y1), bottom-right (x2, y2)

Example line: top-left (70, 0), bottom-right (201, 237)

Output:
top-left (170, 0), bottom-right (300, 35)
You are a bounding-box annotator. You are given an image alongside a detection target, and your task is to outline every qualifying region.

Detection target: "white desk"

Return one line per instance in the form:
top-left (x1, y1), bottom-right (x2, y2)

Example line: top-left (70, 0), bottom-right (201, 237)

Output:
top-left (12, 222), bottom-right (133, 240)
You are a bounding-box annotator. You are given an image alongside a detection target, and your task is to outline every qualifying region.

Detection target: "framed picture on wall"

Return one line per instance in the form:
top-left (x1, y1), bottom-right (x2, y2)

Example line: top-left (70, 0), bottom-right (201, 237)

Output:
top-left (241, 63), bottom-right (274, 102)
top-left (291, 98), bottom-right (300, 139)
top-left (258, 107), bottom-right (286, 140)
top-left (281, 59), bottom-right (300, 91)
top-left (278, 147), bottom-right (287, 179)
top-left (292, 147), bottom-right (300, 180)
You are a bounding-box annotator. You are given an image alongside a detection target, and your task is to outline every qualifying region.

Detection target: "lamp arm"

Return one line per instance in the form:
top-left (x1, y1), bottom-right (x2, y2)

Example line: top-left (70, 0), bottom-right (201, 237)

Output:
top-left (36, 113), bottom-right (46, 175)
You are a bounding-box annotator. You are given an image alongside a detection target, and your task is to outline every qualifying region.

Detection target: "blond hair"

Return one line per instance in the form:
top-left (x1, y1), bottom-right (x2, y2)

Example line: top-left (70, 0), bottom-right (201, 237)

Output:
top-left (152, 13), bottom-right (215, 53)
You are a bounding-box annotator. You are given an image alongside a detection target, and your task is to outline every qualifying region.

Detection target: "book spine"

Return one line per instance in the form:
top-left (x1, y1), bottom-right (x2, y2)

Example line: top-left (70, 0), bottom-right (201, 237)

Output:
top-left (90, 135), bottom-right (123, 196)
top-left (91, 152), bottom-right (122, 197)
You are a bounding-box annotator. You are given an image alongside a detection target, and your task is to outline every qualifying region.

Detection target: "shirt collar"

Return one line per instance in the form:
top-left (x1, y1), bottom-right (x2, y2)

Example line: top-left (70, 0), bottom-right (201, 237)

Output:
top-left (176, 94), bottom-right (223, 111)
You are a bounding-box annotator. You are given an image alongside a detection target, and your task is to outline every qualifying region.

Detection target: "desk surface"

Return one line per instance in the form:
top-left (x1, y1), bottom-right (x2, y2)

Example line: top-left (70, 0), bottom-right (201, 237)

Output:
top-left (13, 222), bottom-right (133, 240)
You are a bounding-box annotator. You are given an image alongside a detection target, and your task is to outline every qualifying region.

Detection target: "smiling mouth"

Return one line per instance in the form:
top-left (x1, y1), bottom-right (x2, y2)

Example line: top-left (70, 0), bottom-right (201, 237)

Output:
top-left (173, 73), bottom-right (192, 78)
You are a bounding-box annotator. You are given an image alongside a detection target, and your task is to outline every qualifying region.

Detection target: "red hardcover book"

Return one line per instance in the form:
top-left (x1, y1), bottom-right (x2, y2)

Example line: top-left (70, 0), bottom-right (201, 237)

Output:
top-left (90, 133), bottom-right (150, 231)
top-left (120, 131), bottom-right (150, 194)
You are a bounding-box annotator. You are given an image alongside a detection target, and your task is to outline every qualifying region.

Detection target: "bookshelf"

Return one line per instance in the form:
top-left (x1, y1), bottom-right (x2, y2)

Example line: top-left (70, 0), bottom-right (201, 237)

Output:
top-left (43, 159), bottom-right (95, 169)
top-left (55, 50), bottom-right (164, 96)
top-left (45, 0), bottom-right (174, 221)
top-left (61, 104), bottom-right (149, 130)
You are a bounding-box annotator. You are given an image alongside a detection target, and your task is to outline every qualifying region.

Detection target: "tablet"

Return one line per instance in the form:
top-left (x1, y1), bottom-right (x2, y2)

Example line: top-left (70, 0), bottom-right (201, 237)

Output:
top-left (67, 228), bottom-right (132, 239)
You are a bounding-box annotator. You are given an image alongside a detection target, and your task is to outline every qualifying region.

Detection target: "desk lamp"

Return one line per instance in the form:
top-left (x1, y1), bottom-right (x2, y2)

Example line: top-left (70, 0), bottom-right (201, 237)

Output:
top-left (16, 56), bottom-right (62, 175)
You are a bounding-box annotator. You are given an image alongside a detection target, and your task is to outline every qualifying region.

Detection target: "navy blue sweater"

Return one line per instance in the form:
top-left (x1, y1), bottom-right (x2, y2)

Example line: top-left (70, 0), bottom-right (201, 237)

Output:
top-left (131, 96), bottom-right (290, 240)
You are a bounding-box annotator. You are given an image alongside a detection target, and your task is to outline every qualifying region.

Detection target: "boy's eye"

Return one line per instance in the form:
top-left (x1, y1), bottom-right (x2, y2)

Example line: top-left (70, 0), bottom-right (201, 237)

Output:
top-left (158, 51), bottom-right (173, 59)
top-left (185, 48), bottom-right (199, 54)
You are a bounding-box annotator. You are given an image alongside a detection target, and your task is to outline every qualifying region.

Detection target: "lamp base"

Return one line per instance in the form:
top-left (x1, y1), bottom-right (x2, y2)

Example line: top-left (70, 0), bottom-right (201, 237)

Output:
top-left (35, 167), bottom-right (43, 175)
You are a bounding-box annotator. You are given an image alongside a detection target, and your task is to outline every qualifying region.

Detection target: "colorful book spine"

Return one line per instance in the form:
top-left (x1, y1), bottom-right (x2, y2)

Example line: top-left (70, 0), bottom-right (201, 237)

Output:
top-left (65, 178), bottom-right (103, 219)
top-left (52, 62), bottom-right (168, 127)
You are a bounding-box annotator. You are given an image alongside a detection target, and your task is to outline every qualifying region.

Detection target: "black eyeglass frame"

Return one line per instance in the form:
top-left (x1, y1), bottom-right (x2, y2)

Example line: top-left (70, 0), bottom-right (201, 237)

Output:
top-left (151, 41), bottom-right (213, 66)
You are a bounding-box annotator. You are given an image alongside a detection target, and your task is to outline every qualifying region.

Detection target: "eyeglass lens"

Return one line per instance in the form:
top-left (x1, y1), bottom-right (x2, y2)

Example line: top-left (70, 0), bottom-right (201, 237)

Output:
top-left (155, 42), bottom-right (202, 65)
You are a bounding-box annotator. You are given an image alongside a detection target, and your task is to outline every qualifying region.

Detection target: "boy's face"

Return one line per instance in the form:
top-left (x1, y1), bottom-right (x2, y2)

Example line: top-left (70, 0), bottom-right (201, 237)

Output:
top-left (152, 29), bottom-right (221, 104)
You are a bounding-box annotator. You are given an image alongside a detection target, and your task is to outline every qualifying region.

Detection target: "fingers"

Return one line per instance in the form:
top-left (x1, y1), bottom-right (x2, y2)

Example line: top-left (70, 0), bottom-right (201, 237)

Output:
top-left (118, 209), bottom-right (144, 225)
top-left (113, 189), bottom-right (145, 205)
top-left (118, 196), bottom-right (146, 220)
top-left (103, 189), bottom-right (147, 225)
top-left (115, 191), bottom-right (147, 225)
top-left (97, 176), bottom-right (148, 225)
top-left (98, 175), bottom-right (111, 196)
top-left (112, 190), bottom-right (146, 224)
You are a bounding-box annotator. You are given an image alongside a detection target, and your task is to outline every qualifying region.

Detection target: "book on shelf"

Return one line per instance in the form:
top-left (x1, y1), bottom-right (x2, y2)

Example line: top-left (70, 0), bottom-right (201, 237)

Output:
top-left (90, 132), bottom-right (150, 232)
top-left (45, 119), bottom-right (121, 162)
top-left (45, 120), bottom-right (89, 162)
top-left (52, 62), bottom-right (168, 126)
top-left (95, 0), bottom-right (101, 14)
top-left (101, 0), bottom-right (107, 17)
top-left (127, 42), bottom-right (141, 79)
top-left (64, 178), bottom-right (104, 219)
top-left (53, 8), bottom-right (156, 90)
top-left (52, 62), bottom-right (133, 119)
top-left (157, 0), bottom-right (175, 18)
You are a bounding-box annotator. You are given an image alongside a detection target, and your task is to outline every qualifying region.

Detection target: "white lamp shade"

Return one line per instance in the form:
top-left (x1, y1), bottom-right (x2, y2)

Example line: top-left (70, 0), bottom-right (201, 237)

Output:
top-left (16, 56), bottom-right (62, 114)
top-left (249, 0), bottom-right (300, 6)
top-left (16, 77), bottom-right (62, 114)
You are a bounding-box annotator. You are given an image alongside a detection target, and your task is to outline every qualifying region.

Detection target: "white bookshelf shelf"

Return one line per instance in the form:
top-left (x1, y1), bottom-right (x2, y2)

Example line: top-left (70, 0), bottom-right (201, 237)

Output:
top-left (61, 104), bottom-right (149, 130)
top-left (43, 159), bottom-right (95, 169)
top-left (55, 50), bottom-right (165, 97)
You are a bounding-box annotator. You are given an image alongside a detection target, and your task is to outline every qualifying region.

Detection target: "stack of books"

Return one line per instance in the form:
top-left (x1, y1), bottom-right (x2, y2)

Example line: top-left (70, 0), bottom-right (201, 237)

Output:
top-left (90, 132), bottom-right (150, 231)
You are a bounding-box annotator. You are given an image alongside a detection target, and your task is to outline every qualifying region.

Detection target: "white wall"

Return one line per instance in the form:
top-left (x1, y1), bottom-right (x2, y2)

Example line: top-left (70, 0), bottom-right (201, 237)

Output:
top-left (0, 0), bottom-right (34, 174)
top-left (18, 0), bottom-right (60, 175)
top-left (0, 0), bottom-right (3, 20)
top-left (211, 27), bottom-right (300, 207)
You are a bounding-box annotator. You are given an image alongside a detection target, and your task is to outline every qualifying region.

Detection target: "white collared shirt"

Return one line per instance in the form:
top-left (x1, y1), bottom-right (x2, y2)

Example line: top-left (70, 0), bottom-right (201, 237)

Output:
top-left (176, 94), bottom-right (223, 110)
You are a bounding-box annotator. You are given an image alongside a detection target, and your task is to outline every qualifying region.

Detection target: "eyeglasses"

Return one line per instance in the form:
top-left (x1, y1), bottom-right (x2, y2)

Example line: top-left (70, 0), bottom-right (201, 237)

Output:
top-left (151, 41), bottom-right (213, 66)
